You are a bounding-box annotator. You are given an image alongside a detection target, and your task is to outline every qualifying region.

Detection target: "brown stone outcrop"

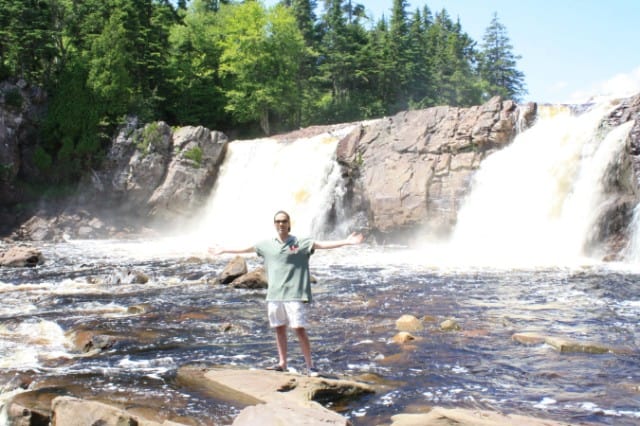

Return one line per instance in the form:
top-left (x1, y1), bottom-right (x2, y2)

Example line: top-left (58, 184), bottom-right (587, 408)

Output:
top-left (90, 122), bottom-right (228, 223)
top-left (0, 245), bottom-right (44, 267)
top-left (216, 255), bottom-right (248, 284)
top-left (176, 365), bottom-right (375, 426)
top-left (51, 396), bottom-right (187, 426)
top-left (147, 125), bottom-right (227, 221)
top-left (337, 96), bottom-right (520, 241)
top-left (592, 94), bottom-right (640, 258)
top-left (231, 267), bottom-right (268, 289)
top-left (390, 407), bottom-right (579, 426)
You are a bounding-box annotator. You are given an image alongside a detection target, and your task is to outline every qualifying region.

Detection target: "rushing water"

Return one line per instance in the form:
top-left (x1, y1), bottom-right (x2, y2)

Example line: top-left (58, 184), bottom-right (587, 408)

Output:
top-left (2, 99), bottom-right (640, 424)
top-left (1, 240), bottom-right (639, 425)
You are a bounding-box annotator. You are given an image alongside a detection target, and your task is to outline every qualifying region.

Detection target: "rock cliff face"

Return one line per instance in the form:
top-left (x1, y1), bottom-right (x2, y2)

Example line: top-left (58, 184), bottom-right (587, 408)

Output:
top-left (334, 94), bottom-right (640, 256)
top-left (0, 80), bottom-right (47, 205)
top-left (84, 120), bottom-right (228, 223)
top-left (592, 94), bottom-right (640, 257)
top-left (3, 81), bottom-right (640, 259)
top-left (336, 97), bottom-right (531, 241)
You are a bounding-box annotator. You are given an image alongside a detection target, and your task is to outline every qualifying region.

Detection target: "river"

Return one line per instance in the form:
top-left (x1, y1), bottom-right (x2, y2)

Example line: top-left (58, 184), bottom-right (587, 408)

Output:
top-left (1, 99), bottom-right (640, 424)
top-left (1, 238), bottom-right (639, 425)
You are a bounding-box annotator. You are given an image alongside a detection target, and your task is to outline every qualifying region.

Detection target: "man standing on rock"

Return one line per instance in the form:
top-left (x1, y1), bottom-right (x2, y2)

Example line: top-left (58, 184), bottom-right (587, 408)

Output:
top-left (209, 210), bottom-right (364, 376)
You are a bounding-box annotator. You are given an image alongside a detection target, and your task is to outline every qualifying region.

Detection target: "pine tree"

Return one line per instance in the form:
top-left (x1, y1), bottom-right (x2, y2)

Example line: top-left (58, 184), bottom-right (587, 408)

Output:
top-left (387, 0), bottom-right (410, 111)
top-left (0, 0), bottom-right (57, 83)
top-left (405, 7), bottom-right (431, 108)
top-left (478, 12), bottom-right (526, 102)
top-left (314, 0), bottom-right (366, 122)
top-left (425, 9), bottom-right (482, 106)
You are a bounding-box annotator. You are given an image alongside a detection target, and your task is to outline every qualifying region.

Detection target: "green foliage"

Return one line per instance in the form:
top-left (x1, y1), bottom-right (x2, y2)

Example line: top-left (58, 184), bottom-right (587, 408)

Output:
top-left (33, 146), bottom-right (52, 173)
top-left (21, 180), bottom-right (78, 201)
top-left (3, 87), bottom-right (23, 109)
top-left (1, 0), bottom-right (528, 189)
top-left (164, 0), bottom-right (226, 128)
top-left (478, 13), bottom-right (527, 102)
top-left (184, 145), bottom-right (203, 167)
top-left (135, 122), bottom-right (164, 154)
top-left (40, 58), bottom-right (103, 183)
top-left (0, 0), bottom-right (58, 84)
top-left (217, 2), bottom-right (307, 134)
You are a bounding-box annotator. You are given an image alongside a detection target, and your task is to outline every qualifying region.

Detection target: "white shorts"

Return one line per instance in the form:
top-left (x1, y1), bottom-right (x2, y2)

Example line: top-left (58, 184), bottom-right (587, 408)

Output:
top-left (267, 301), bottom-right (309, 329)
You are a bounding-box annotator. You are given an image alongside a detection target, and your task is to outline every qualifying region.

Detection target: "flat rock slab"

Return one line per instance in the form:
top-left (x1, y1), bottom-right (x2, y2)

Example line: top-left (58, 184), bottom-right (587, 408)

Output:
top-left (391, 407), bottom-right (581, 426)
top-left (178, 365), bottom-right (375, 426)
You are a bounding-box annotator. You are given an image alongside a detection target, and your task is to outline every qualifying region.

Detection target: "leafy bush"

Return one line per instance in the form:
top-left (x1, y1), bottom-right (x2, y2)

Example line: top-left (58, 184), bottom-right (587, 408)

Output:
top-left (135, 122), bottom-right (164, 155)
top-left (33, 146), bottom-right (52, 172)
top-left (183, 146), bottom-right (202, 167)
top-left (3, 88), bottom-right (23, 109)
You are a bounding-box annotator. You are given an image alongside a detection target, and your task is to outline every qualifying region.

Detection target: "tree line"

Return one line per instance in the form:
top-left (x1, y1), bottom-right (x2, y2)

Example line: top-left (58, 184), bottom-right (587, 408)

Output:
top-left (0, 0), bottom-right (526, 183)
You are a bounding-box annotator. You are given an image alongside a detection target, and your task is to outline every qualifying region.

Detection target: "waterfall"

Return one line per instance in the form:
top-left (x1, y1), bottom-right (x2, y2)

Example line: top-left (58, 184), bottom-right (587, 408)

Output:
top-left (624, 205), bottom-right (640, 261)
top-left (446, 100), bottom-right (634, 266)
top-left (188, 126), bottom-right (357, 247)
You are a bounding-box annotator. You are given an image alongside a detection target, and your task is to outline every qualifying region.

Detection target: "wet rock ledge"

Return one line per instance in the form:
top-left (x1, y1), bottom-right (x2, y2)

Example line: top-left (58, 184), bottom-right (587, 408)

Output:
top-left (5, 364), bottom-right (586, 426)
top-left (175, 364), bottom-right (375, 425)
top-left (4, 365), bottom-right (375, 426)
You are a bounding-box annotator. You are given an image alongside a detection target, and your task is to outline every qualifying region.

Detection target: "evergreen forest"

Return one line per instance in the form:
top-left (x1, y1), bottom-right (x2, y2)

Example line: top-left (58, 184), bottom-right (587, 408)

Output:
top-left (0, 0), bottom-right (526, 183)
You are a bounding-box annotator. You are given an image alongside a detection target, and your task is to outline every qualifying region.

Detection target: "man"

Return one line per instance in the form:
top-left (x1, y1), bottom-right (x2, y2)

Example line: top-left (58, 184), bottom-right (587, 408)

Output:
top-left (209, 210), bottom-right (364, 376)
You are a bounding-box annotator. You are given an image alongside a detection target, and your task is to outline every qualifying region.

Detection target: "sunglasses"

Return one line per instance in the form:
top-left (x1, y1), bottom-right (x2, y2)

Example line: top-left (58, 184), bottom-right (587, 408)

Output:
top-left (274, 220), bottom-right (289, 224)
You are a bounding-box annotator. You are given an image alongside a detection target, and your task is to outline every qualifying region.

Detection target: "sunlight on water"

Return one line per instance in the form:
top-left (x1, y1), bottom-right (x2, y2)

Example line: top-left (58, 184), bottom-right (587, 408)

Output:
top-left (0, 319), bottom-right (69, 368)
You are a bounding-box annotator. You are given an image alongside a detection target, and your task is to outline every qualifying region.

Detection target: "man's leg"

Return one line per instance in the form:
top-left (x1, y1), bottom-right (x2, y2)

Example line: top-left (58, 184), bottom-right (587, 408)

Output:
top-left (275, 325), bottom-right (288, 369)
top-left (294, 327), bottom-right (313, 369)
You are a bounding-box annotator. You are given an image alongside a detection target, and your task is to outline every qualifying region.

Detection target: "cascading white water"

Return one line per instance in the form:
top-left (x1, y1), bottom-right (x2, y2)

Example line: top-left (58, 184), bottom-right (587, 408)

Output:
top-left (446, 100), bottom-right (634, 266)
top-left (624, 205), bottom-right (640, 262)
top-left (189, 126), bottom-right (358, 248)
top-left (158, 99), bottom-right (634, 267)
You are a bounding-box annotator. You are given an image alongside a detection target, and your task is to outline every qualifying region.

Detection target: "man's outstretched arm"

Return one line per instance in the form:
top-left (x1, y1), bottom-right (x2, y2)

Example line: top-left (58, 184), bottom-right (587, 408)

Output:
top-left (208, 245), bottom-right (256, 256)
top-left (313, 232), bottom-right (365, 250)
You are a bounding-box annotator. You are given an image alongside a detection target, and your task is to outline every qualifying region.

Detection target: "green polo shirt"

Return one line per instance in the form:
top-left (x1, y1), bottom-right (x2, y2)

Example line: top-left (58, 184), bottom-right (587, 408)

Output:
top-left (255, 235), bottom-right (315, 302)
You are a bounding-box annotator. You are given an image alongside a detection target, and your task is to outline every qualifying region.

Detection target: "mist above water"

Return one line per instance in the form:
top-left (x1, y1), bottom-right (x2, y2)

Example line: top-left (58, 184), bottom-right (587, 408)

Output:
top-left (170, 98), bottom-right (639, 269)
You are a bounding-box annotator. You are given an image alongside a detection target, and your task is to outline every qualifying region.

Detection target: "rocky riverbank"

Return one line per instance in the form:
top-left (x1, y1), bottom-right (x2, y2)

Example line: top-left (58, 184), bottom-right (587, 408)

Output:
top-left (5, 364), bottom-right (588, 426)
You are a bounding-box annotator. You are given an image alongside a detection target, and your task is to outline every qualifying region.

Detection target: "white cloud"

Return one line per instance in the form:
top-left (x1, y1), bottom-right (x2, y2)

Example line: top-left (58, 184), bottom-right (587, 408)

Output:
top-left (600, 66), bottom-right (640, 98)
top-left (568, 66), bottom-right (640, 104)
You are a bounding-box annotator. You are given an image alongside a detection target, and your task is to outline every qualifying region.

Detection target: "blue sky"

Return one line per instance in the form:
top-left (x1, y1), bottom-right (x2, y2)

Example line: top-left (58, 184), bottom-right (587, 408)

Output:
top-left (263, 0), bottom-right (640, 104)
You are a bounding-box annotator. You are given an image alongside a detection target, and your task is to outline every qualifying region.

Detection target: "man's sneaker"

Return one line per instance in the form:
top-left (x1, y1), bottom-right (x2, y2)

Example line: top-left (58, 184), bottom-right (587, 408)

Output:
top-left (307, 367), bottom-right (320, 377)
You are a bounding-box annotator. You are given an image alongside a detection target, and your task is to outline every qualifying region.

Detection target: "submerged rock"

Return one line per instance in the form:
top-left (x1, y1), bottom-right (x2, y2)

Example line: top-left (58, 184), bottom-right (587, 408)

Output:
top-left (395, 314), bottom-right (424, 332)
top-left (392, 331), bottom-right (416, 344)
top-left (439, 318), bottom-right (461, 331)
top-left (512, 332), bottom-right (614, 354)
